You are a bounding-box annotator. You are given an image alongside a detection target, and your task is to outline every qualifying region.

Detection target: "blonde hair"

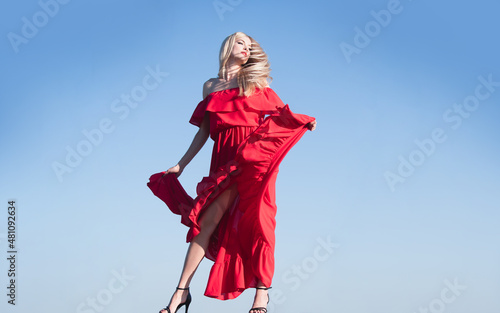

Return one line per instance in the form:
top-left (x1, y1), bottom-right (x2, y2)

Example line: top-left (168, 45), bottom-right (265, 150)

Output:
top-left (217, 32), bottom-right (272, 97)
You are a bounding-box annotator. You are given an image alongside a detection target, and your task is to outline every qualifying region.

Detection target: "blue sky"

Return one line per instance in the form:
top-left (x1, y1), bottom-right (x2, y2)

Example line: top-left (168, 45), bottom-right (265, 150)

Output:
top-left (1, 0), bottom-right (499, 312)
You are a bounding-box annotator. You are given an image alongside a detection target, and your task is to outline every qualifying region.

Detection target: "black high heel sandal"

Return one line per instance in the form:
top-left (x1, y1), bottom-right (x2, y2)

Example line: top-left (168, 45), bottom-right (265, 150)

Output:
top-left (159, 287), bottom-right (192, 313)
top-left (249, 286), bottom-right (271, 313)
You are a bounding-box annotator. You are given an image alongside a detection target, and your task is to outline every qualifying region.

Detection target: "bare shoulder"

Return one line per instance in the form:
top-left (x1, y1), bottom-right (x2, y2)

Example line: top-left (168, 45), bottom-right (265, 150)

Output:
top-left (203, 77), bottom-right (240, 98)
top-left (203, 78), bottom-right (219, 99)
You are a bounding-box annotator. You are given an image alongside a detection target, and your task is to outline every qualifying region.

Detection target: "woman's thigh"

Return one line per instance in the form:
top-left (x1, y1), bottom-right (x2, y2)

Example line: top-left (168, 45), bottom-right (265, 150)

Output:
top-left (199, 183), bottom-right (239, 234)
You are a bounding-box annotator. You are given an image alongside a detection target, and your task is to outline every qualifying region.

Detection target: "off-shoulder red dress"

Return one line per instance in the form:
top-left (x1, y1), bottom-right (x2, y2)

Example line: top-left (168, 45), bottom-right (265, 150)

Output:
top-left (147, 87), bottom-right (315, 300)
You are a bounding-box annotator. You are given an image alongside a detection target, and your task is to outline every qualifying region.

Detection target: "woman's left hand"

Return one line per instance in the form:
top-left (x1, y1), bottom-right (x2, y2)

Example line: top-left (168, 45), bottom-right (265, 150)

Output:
top-left (307, 120), bottom-right (317, 131)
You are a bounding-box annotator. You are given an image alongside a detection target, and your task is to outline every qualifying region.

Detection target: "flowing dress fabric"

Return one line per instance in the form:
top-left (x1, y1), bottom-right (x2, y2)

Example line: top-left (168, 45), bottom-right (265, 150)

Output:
top-left (147, 87), bottom-right (314, 300)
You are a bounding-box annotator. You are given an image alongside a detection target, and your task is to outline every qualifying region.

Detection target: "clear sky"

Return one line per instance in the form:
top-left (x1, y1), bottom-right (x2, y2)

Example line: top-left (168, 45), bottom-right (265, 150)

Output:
top-left (1, 0), bottom-right (499, 312)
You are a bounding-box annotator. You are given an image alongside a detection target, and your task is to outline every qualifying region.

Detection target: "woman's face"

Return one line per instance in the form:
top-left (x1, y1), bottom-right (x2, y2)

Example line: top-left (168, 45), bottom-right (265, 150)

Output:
top-left (231, 36), bottom-right (252, 64)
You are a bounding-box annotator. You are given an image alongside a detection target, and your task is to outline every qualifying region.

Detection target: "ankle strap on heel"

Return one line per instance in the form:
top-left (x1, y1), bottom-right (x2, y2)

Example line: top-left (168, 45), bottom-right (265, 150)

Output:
top-left (256, 286), bottom-right (271, 290)
top-left (176, 287), bottom-right (190, 291)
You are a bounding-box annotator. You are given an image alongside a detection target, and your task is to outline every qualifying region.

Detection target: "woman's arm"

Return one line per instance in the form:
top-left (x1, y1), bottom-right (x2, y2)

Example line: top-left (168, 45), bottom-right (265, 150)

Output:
top-left (164, 112), bottom-right (210, 177)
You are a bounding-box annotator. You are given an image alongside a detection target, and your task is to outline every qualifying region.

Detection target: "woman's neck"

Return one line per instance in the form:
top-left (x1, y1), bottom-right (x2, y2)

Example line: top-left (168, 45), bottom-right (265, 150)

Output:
top-left (224, 59), bottom-right (243, 82)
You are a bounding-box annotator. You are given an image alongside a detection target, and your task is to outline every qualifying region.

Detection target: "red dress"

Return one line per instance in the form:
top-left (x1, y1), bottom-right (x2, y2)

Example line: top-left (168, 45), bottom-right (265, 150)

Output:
top-left (147, 87), bottom-right (315, 300)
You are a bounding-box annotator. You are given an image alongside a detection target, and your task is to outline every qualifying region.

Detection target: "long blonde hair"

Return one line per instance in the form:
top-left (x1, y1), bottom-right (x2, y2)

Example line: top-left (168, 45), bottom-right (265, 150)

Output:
top-left (217, 32), bottom-right (272, 97)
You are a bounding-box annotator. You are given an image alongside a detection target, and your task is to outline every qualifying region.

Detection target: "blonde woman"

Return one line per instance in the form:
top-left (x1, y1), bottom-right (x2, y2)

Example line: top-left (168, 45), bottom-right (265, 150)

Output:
top-left (148, 31), bottom-right (317, 313)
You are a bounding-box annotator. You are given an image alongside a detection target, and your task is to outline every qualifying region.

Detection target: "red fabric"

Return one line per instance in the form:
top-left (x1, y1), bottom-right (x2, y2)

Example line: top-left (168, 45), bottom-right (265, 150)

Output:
top-left (189, 87), bottom-right (285, 139)
top-left (147, 87), bottom-right (315, 300)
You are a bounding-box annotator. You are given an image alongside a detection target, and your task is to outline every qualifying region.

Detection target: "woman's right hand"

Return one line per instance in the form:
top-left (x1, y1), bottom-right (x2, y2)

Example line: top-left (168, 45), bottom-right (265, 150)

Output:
top-left (162, 164), bottom-right (183, 177)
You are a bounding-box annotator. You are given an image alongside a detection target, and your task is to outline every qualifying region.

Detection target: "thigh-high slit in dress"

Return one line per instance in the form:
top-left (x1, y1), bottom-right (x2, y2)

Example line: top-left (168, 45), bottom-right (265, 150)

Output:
top-left (147, 87), bottom-right (315, 300)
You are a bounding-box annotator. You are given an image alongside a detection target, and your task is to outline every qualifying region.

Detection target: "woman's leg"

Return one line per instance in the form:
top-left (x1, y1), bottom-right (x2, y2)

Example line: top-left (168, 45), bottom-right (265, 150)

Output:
top-left (161, 183), bottom-right (239, 312)
top-left (250, 281), bottom-right (271, 312)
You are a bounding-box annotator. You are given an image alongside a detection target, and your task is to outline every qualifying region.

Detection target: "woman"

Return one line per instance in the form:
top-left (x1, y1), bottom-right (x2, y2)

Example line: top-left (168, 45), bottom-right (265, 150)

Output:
top-left (148, 31), bottom-right (317, 313)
